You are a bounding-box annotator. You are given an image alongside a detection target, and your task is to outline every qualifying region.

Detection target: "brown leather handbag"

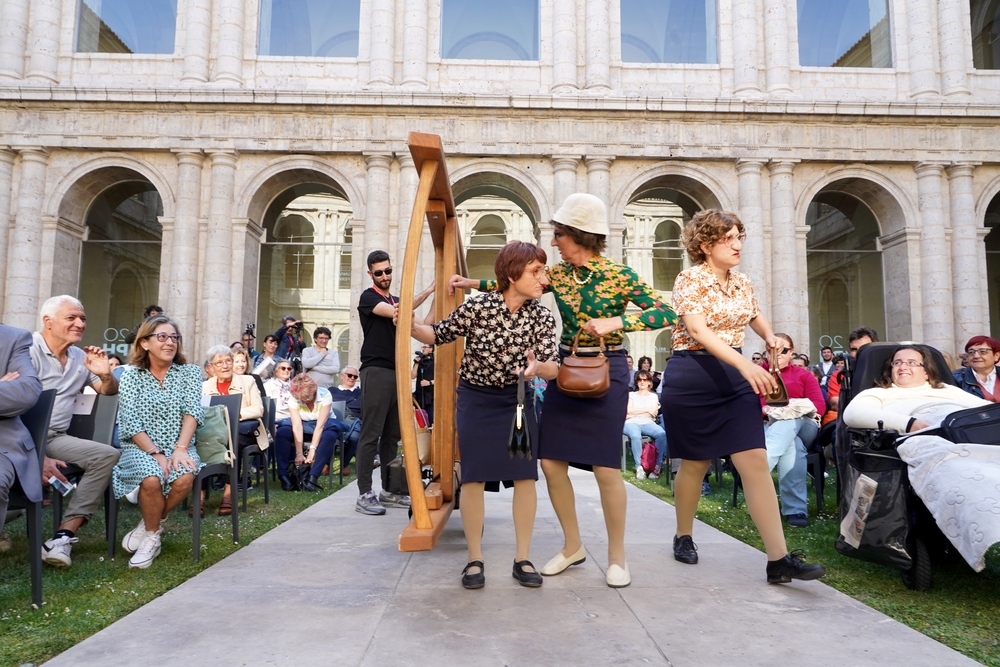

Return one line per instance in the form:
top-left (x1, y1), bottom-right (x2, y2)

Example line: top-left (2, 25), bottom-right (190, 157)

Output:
top-left (764, 348), bottom-right (790, 407)
top-left (557, 331), bottom-right (610, 398)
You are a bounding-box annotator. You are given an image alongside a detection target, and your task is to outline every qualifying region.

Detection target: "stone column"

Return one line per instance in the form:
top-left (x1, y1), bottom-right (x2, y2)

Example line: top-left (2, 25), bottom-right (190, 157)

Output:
top-left (401, 0), bottom-right (427, 88)
top-left (586, 156), bottom-right (616, 255)
top-left (731, 0), bottom-right (762, 96)
top-left (368, 0), bottom-right (395, 86)
top-left (585, 0), bottom-right (610, 91)
top-left (0, 149), bottom-right (15, 315)
top-left (550, 156), bottom-right (580, 263)
top-left (914, 162), bottom-right (953, 351)
top-left (907, 0), bottom-right (940, 98)
top-left (25, 0), bottom-right (61, 83)
top-left (946, 163), bottom-right (985, 346)
top-left (0, 0), bottom-right (29, 79)
top-left (181, 0), bottom-right (213, 83)
top-left (938, 0), bottom-right (970, 97)
top-left (364, 153), bottom-right (393, 255)
top-left (768, 160), bottom-right (800, 337)
top-left (200, 151), bottom-right (239, 349)
top-left (762, 0), bottom-right (791, 95)
top-left (213, 0), bottom-right (245, 85)
top-left (169, 151), bottom-right (205, 333)
top-left (736, 159), bottom-right (768, 315)
top-left (551, 0), bottom-right (578, 92)
top-left (3, 148), bottom-right (48, 329)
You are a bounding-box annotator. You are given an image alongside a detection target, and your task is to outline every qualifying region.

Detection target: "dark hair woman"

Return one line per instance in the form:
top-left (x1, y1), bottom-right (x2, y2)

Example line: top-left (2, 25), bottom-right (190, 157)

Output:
top-left (660, 209), bottom-right (825, 584)
top-left (449, 194), bottom-right (676, 588)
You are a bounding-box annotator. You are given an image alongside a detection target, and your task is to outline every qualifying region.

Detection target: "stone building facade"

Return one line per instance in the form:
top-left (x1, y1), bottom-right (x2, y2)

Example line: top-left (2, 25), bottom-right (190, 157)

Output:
top-left (1, 0), bottom-right (999, 368)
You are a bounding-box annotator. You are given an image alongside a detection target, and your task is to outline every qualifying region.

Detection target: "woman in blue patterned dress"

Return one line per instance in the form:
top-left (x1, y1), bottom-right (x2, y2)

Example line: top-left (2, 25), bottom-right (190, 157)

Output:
top-left (112, 315), bottom-right (205, 569)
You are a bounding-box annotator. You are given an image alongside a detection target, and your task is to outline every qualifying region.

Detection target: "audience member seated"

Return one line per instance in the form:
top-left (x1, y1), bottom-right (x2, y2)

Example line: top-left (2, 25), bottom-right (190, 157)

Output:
top-left (264, 361), bottom-right (294, 421)
top-left (274, 375), bottom-right (347, 492)
top-left (328, 366), bottom-right (361, 474)
top-left (252, 334), bottom-right (283, 380)
top-left (113, 316), bottom-right (204, 569)
top-left (302, 326), bottom-right (340, 389)
top-left (953, 336), bottom-right (999, 402)
top-left (824, 327), bottom-right (879, 422)
top-left (636, 356), bottom-right (660, 392)
top-left (843, 345), bottom-right (989, 433)
top-left (0, 324), bottom-right (44, 550)
top-left (30, 295), bottom-right (121, 568)
top-left (813, 346), bottom-right (836, 388)
top-left (760, 334), bottom-right (825, 528)
top-left (623, 370), bottom-right (667, 479)
top-left (232, 348), bottom-right (266, 398)
top-left (201, 345), bottom-right (264, 516)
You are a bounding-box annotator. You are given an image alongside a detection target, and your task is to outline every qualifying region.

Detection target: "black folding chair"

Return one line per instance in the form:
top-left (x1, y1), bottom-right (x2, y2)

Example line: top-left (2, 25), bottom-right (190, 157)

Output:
top-left (240, 397), bottom-right (273, 511)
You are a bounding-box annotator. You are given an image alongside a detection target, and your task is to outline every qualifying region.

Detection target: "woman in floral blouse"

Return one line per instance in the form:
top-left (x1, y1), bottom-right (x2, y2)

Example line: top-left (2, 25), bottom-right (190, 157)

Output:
top-left (660, 209), bottom-right (825, 584)
top-left (451, 193), bottom-right (676, 589)
top-left (416, 241), bottom-right (559, 590)
top-left (112, 316), bottom-right (204, 569)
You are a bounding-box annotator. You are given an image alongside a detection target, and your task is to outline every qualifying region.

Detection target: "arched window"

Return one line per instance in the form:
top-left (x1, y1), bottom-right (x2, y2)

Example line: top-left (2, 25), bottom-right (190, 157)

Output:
top-left (652, 220), bottom-right (684, 292)
top-left (274, 215), bottom-right (315, 289)
top-left (985, 195), bottom-right (1000, 335)
top-left (465, 214), bottom-right (508, 281)
top-left (806, 192), bottom-right (886, 358)
top-left (79, 182), bottom-right (163, 353)
top-left (338, 222), bottom-right (353, 290)
top-left (971, 0), bottom-right (1000, 69)
top-left (259, 0), bottom-right (360, 57)
top-left (441, 0), bottom-right (539, 60)
top-left (77, 0), bottom-right (177, 54)
top-left (797, 0), bottom-right (891, 68)
top-left (620, 0), bottom-right (718, 64)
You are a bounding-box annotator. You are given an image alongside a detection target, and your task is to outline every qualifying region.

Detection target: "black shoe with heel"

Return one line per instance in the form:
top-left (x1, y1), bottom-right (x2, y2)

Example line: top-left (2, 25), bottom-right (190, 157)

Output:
top-left (302, 475), bottom-right (324, 492)
top-left (462, 560), bottom-right (485, 589)
top-left (766, 550), bottom-right (826, 583)
top-left (512, 560), bottom-right (543, 588)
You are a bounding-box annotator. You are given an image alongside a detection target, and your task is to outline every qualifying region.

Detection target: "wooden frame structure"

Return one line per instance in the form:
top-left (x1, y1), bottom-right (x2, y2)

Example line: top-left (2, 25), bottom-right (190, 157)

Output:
top-left (396, 132), bottom-right (467, 552)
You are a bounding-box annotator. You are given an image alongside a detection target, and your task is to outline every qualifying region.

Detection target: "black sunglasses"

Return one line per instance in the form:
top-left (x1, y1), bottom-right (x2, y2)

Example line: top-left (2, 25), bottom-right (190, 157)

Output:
top-left (372, 268), bottom-right (393, 277)
top-left (344, 373), bottom-right (359, 379)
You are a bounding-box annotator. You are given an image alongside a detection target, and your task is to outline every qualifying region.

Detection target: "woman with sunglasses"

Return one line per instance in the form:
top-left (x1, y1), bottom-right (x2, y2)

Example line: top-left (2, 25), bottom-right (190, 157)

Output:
top-left (264, 361), bottom-right (295, 421)
top-left (112, 316), bottom-right (204, 569)
top-left (759, 334), bottom-right (825, 528)
top-left (661, 209), bottom-right (825, 584)
top-left (624, 370), bottom-right (667, 480)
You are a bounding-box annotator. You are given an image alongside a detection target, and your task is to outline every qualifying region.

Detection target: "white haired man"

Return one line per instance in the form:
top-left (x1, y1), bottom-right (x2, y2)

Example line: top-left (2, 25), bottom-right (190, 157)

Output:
top-left (30, 295), bottom-right (120, 567)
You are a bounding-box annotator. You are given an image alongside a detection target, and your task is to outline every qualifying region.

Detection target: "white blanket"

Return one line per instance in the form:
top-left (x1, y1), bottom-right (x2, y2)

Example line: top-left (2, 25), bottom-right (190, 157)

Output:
top-left (897, 435), bottom-right (1000, 572)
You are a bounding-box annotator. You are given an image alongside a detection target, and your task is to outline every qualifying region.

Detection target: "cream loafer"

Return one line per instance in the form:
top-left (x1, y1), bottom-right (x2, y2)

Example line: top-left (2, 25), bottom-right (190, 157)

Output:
top-left (606, 562), bottom-right (631, 588)
top-left (540, 545), bottom-right (587, 576)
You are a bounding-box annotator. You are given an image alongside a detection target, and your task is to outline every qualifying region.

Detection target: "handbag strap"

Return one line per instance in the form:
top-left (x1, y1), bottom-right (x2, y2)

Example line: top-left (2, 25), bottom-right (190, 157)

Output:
top-left (517, 371), bottom-right (526, 404)
top-left (571, 329), bottom-right (606, 357)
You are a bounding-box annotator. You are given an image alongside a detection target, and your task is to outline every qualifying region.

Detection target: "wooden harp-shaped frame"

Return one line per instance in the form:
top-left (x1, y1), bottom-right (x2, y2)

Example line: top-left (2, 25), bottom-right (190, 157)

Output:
top-left (396, 132), bottom-right (468, 552)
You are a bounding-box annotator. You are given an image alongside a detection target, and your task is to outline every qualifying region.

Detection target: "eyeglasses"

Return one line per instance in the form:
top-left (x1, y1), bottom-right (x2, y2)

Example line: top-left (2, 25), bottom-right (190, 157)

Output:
top-left (276, 365), bottom-right (292, 371)
top-left (212, 358), bottom-right (233, 368)
top-left (721, 232), bottom-right (747, 247)
top-left (343, 373), bottom-right (359, 379)
top-left (372, 268), bottom-right (393, 277)
top-left (967, 347), bottom-right (995, 358)
top-left (145, 333), bottom-right (182, 343)
top-left (751, 355), bottom-right (762, 361)
top-left (891, 359), bottom-right (924, 368)
top-left (314, 336), bottom-right (330, 341)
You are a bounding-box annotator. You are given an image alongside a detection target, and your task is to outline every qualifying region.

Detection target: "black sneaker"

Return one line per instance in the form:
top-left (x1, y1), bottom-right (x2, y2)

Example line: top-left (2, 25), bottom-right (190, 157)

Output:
top-left (786, 513), bottom-right (809, 528)
top-left (766, 550), bottom-right (826, 583)
top-left (673, 534), bottom-right (698, 564)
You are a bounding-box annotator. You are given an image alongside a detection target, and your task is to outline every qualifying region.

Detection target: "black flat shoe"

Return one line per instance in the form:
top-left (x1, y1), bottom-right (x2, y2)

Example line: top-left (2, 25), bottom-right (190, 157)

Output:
top-left (302, 475), bottom-right (324, 492)
top-left (673, 534), bottom-right (698, 564)
top-left (462, 560), bottom-right (485, 589)
top-left (512, 560), bottom-right (543, 588)
top-left (279, 476), bottom-right (294, 492)
top-left (766, 550), bottom-right (826, 583)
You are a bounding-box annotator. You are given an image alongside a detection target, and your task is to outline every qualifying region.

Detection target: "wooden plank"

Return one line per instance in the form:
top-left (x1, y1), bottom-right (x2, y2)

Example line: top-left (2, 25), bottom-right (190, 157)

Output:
top-left (398, 496), bottom-right (455, 552)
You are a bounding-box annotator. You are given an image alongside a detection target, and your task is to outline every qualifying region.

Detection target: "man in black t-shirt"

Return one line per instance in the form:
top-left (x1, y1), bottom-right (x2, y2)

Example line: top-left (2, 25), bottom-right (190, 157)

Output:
top-left (354, 250), bottom-right (433, 515)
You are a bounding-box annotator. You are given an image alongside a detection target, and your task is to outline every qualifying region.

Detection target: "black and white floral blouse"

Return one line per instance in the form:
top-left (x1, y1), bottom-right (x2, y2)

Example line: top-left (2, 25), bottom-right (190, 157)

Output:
top-left (433, 291), bottom-right (558, 388)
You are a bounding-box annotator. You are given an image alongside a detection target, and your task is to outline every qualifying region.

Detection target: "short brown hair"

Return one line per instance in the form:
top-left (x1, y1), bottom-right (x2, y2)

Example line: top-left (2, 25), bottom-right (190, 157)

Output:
top-left (552, 222), bottom-right (607, 254)
top-left (128, 315), bottom-right (187, 369)
top-left (681, 209), bottom-right (744, 263)
top-left (774, 332), bottom-right (795, 349)
top-left (874, 345), bottom-right (945, 389)
top-left (290, 373), bottom-right (318, 403)
top-left (494, 240), bottom-right (549, 292)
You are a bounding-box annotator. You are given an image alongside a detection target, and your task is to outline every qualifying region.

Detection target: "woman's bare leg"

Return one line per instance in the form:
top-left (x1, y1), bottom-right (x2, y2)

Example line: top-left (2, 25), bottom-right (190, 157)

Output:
top-left (511, 478), bottom-right (537, 564)
top-left (592, 465), bottom-right (628, 567)
top-left (674, 459), bottom-right (712, 536)
top-left (540, 458), bottom-right (582, 556)
top-left (138, 476), bottom-right (166, 532)
top-left (730, 449), bottom-right (787, 560)
top-left (163, 474), bottom-right (194, 518)
top-left (461, 482), bottom-right (486, 573)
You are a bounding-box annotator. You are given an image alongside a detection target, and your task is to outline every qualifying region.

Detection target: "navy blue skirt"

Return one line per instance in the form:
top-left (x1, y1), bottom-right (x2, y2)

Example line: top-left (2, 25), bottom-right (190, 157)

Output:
top-left (539, 348), bottom-right (629, 470)
top-left (660, 351), bottom-right (765, 460)
top-left (456, 378), bottom-right (539, 490)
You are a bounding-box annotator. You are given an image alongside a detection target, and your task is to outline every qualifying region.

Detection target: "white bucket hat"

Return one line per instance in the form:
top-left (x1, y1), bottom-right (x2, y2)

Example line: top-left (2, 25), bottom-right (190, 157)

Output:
top-left (552, 193), bottom-right (609, 237)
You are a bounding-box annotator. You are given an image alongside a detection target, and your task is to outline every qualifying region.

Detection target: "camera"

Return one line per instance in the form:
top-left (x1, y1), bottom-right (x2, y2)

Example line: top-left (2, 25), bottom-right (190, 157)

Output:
top-left (292, 321), bottom-right (303, 332)
top-left (243, 323), bottom-right (255, 337)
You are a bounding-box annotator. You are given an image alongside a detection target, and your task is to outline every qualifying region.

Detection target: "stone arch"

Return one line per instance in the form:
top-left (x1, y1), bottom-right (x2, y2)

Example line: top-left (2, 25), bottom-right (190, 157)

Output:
top-left (611, 162), bottom-right (735, 223)
top-left (974, 172), bottom-right (1000, 225)
top-left (47, 154), bottom-right (175, 225)
top-left (794, 165), bottom-right (917, 237)
top-left (237, 155), bottom-right (365, 226)
top-left (449, 160), bottom-right (551, 224)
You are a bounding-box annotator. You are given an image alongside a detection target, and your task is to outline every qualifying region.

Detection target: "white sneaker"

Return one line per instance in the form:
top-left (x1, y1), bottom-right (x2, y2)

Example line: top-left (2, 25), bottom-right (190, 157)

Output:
top-left (128, 530), bottom-right (162, 569)
top-left (42, 534), bottom-right (79, 567)
top-left (122, 518), bottom-right (146, 554)
top-left (636, 467), bottom-right (647, 480)
top-left (125, 486), bottom-right (140, 504)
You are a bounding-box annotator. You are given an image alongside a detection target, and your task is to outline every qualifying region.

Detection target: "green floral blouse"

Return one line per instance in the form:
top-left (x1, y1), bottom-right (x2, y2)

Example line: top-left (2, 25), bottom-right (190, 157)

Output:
top-left (478, 255), bottom-right (676, 347)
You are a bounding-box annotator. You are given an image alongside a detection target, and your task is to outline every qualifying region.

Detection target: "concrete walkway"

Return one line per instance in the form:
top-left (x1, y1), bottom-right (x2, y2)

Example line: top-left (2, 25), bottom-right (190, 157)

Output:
top-left (45, 470), bottom-right (980, 667)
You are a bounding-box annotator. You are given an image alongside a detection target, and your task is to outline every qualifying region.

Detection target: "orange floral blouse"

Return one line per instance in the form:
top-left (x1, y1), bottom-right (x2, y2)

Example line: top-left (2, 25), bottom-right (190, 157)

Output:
top-left (671, 261), bottom-right (760, 350)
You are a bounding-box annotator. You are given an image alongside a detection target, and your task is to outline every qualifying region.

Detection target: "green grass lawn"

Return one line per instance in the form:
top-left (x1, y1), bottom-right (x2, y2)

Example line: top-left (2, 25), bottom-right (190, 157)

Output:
top-left (630, 467), bottom-right (1000, 667)
top-left (0, 473), bottom-right (352, 666)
